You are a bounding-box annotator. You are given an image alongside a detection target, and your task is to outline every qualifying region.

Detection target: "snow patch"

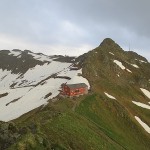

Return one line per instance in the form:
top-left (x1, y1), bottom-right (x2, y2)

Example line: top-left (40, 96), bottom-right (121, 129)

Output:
top-left (131, 64), bottom-right (139, 68)
top-left (139, 60), bottom-right (147, 63)
top-left (66, 69), bottom-right (90, 89)
top-left (17, 55), bottom-right (21, 58)
top-left (135, 59), bottom-right (147, 63)
top-left (28, 52), bottom-right (52, 62)
top-left (135, 116), bottom-right (150, 134)
top-left (140, 88), bottom-right (150, 99)
top-left (113, 60), bottom-right (125, 70)
top-left (109, 52), bottom-right (114, 55)
top-left (114, 60), bottom-right (133, 73)
top-left (126, 69), bottom-right (132, 73)
top-left (104, 92), bottom-right (116, 99)
top-left (132, 101), bottom-right (150, 110)
top-left (9, 51), bottom-right (21, 57)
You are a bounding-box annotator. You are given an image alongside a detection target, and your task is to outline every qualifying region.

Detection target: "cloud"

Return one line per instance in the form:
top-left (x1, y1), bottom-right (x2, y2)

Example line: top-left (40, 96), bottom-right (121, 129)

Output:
top-left (0, 0), bottom-right (149, 60)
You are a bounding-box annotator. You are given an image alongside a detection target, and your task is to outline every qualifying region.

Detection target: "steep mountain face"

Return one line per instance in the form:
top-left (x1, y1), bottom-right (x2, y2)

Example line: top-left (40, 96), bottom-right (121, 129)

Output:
top-left (81, 38), bottom-right (149, 89)
top-left (81, 38), bottom-right (150, 93)
top-left (0, 39), bottom-right (150, 150)
top-left (76, 38), bottom-right (150, 149)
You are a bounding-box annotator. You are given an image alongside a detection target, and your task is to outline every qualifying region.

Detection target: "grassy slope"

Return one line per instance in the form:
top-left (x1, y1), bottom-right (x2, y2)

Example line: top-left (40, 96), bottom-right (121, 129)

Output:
top-left (76, 94), bottom-right (150, 150)
top-left (9, 98), bottom-right (123, 150)
top-left (7, 93), bottom-right (150, 150)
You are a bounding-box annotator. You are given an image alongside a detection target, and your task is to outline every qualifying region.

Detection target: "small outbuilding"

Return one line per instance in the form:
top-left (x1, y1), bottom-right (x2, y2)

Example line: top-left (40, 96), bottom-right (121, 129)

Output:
top-left (60, 83), bottom-right (88, 97)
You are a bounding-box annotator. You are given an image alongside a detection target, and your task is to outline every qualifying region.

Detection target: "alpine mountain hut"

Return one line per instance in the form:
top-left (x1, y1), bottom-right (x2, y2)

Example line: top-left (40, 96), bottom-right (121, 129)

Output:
top-left (60, 83), bottom-right (88, 97)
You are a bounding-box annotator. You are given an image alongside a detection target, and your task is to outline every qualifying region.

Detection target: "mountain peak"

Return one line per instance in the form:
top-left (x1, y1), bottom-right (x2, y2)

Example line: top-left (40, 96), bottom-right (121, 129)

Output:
top-left (99, 38), bottom-right (121, 50)
top-left (100, 38), bottom-right (115, 44)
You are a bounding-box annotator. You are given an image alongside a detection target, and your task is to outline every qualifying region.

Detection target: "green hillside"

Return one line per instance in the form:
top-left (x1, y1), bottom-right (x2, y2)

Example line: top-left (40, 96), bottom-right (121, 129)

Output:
top-left (5, 94), bottom-right (150, 150)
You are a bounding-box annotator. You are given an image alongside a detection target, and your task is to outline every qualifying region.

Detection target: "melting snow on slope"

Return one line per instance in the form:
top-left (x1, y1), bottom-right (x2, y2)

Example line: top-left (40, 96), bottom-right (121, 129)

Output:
top-left (0, 62), bottom-right (90, 121)
top-left (28, 52), bottom-right (52, 62)
top-left (109, 52), bottom-right (114, 55)
top-left (104, 92), bottom-right (116, 99)
top-left (0, 69), bottom-right (19, 90)
top-left (135, 59), bottom-right (147, 63)
top-left (131, 64), bottom-right (139, 68)
top-left (66, 69), bottom-right (90, 89)
top-left (16, 61), bottom-right (72, 86)
top-left (126, 69), bottom-right (132, 73)
top-left (140, 88), bottom-right (150, 99)
top-left (139, 60), bottom-right (147, 63)
top-left (132, 101), bottom-right (150, 110)
top-left (0, 87), bottom-right (31, 121)
top-left (8, 51), bottom-right (21, 57)
top-left (135, 116), bottom-right (150, 134)
top-left (113, 60), bottom-right (132, 73)
top-left (113, 60), bottom-right (125, 70)
top-left (0, 78), bottom-right (69, 121)
top-left (58, 66), bottom-right (80, 77)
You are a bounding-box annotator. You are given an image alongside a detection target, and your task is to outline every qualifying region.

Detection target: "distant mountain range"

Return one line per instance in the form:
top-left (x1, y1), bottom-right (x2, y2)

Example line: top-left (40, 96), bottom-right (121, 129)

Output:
top-left (0, 38), bottom-right (150, 150)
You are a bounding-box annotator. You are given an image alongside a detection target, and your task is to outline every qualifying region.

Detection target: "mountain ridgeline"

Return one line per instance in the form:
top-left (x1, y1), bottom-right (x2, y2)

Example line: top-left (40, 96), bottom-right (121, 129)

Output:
top-left (0, 49), bottom-right (76, 74)
top-left (80, 38), bottom-right (149, 90)
top-left (0, 38), bottom-right (150, 150)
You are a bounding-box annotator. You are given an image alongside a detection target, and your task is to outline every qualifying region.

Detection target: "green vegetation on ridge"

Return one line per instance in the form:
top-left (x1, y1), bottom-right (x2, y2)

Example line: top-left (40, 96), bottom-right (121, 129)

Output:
top-left (4, 93), bottom-right (150, 150)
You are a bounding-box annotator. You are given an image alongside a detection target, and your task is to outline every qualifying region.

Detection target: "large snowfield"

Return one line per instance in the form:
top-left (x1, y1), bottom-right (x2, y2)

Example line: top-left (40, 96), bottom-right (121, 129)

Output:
top-left (0, 58), bottom-right (90, 121)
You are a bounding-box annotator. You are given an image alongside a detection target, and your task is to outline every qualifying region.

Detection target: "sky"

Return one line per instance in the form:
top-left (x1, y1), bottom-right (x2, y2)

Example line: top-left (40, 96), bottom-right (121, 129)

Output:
top-left (0, 0), bottom-right (150, 60)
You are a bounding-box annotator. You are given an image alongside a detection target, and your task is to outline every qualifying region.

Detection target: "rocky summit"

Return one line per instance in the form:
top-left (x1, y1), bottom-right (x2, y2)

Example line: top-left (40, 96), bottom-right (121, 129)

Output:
top-left (0, 38), bottom-right (150, 150)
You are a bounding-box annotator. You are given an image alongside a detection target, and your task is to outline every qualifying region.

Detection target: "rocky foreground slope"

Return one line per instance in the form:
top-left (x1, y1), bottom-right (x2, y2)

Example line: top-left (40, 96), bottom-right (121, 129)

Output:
top-left (0, 38), bottom-right (150, 150)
